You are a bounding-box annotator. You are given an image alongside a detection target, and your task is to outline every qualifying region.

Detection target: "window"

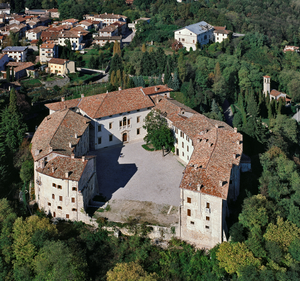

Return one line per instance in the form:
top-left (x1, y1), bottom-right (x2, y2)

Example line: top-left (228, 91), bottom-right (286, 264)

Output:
top-left (58, 206), bottom-right (62, 210)
top-left (72, 198), bottom-right (75, 203)
top-left (182, 152), bottom-right (184, 157)
top-left (187, 209), bottom-right (191, 216)
top-left (48, 202), bottom-right (51, 206)
top-left (123, 117), bottom-right (127, 126)
top-left (59, 196), bottom-right (62, 201)
top-left (190, 221), bottom-right (194, 225)
top-left (187, 197), bottom-right (191, 203)
top-left (53, 212), bottom-right (56, 217)
top-left (186, 136), bottom-right (189, 142)
top-left (206, 202), bottom-right (210, 208)
top-left (176, 138), bottom-right (178, 144)
top-left (182, 142), bottom-right (184, 148)
top-left (187, 146), bottom-right (189, 152)
top-left (180, 131), bottom-right (182, 137)
top-left (128, 119), bottom-right (131, 126)
top-left (205, 225), bottom-right (210, 229)
top-left (206, 216), bottom-right (210, 221)
top-left (98, 137), bottom-right (101, 144)
top-left (52, 183), bottom-right (56, 187)
top-left (175, 128), bottom-right (178, 134)
top-left (109, 122), bottom-right (112, 129)
top-left (187, 155), bottom-right (189, 160)
top-left (72, 187), bottom-right (77, 191)
top-left (137, 128), bottom-right (140, 135)
top-left (119, 120), bottom-right (122, 127)
top-left (52, 194), bottom-right (55, 199)
top-left (137, 116), bottom-right (140, 123)
top-left (182, 38), bottom-right (185, 42)
top-left (72, 208), bottom-right (77, 211)
top-left (109, 134), bottom-right (113, 141)
top-left (98, 124), bottom-right (101, 132)
top-left (57, 185), bottom-right (62, 189)
top-left (66, 214), bottom-right (69, 219)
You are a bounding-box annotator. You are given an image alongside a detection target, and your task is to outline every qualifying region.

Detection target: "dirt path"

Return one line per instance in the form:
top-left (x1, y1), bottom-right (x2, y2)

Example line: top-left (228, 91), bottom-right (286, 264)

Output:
top-left (94, 199), bottom-right (179, 227)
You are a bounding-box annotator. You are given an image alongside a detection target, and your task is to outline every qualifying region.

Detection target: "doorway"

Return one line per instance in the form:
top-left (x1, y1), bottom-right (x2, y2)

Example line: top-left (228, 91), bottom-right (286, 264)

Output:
top-left (122, 133), bottom-right (128, 142)
top-left (176, 148), bottom-right (179, 156)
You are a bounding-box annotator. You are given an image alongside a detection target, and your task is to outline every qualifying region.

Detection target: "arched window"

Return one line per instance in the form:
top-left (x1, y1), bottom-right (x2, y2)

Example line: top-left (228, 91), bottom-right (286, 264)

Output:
top-left (123, 117), bottom-right (127, 126)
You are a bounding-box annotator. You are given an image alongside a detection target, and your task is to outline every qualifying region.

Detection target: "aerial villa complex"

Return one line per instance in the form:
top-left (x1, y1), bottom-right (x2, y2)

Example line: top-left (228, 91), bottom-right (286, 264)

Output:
top-left (31, 85), bottom-right (250, 248)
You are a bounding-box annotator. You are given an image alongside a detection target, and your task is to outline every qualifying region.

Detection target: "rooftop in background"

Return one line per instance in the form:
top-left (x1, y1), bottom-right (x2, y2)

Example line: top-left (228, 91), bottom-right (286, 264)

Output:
top-left (2, 46), bottom-right (28, 52)
top-left (48, 58), bottom-right (68, 65)
top-left (175, 21), bottom-right (213, 35)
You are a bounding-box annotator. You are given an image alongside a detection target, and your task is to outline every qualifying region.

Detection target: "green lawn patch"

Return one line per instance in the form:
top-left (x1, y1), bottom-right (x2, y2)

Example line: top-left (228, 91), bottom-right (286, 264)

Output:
top-left (171, 91), bottom-right (185, 104)
top-left (21, 78), bottom-right (42, 88)
top-left (142, 144), bottom-right (155, 151)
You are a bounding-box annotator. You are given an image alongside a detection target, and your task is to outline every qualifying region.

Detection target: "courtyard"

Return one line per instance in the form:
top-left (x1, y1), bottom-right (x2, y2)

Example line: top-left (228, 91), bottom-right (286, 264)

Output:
top-left (90, 141), bottom-right (185, 225)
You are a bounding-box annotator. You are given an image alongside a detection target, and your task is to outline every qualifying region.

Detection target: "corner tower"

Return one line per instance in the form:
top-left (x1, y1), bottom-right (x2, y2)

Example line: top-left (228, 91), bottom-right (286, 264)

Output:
top-left (263, 75), bottom-right (271, 96)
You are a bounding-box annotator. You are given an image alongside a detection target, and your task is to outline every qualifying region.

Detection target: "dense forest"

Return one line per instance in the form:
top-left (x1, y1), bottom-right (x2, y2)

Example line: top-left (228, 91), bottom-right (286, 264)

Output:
top-left (1, 0), bottom-right (300, 280)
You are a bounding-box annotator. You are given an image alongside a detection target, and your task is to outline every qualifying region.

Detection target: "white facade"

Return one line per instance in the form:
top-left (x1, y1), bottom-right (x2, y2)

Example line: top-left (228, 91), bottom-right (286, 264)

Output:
top-left (214, 32), bottom-right (229, 43)
top-left (174, 22), bottom-right (214, 51)
top-left (3, 48), bottom-right (28, 62)
top-left (174, 127), bottom-right (194, 164)
top-left (263, 76), bottom-right (270, 96)
top-left (58, 34), bottom-right (83, 51)
top-left (79, 107), bottom-right (151, 150)
top-left (26, 30), bottom-right (42, 41)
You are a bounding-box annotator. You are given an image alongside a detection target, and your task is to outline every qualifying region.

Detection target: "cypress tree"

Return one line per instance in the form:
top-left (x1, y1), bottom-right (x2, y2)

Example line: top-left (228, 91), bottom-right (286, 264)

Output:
top-left (9, 88), bottom-right (17, 114)
top-left (149, 77), bottom-right (155, 86)
top-left (172, 71), bottom-right (180, 91)
top-left (6, 67), bottom-right (10, 82)
top-left (187, 79), bottom-right (194, 99)
top-left (164, 60), bottom-right (171, 84)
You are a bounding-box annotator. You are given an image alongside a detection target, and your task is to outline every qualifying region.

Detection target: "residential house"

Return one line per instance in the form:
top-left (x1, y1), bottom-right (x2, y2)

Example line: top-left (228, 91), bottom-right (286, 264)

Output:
top-left (0, 3), bottom-right (10, 14)
top-left (26, 18), bottom-right (41, 29)
top-left (9, 15), bottom-right (28, 25)
top-left (77, 20), bottom-right (93, 31)
top-left (25, 8), bottom-right (48, 16)
top-left (92, 35), bottom-right (122, 47)
top-left (26, 26), bottom-right (49, 41)
top-left (174, 21), bottom-right (214, 51)
top-left (111, 21), bottom-right (127, 36)
top-left (263, 75), bottom-right (291, 105)
top-left (47, 8), bottom-right (60, 18)
top-left (283, 45), bottom-right (299, 53)
top-left (48, 58), bottom-right (76, 75)
top-left (41, 30), bottom-right (60, 43)
top-left (99, 25), bottom-right (118, 37)
top-left (2, 46), bottom-right (28, 62)
top-left (39, 42), bottom-right (58, 63)
top-left (0, 53), bottom-right (9, 71)
top-left (213, 26), bottom-right (232, 43)
top-left (62, 19), bottom-right (79, 27)
top-left (31, 109), bottom-right (98, 221)
top-left (85, 13), bottom-right (127, 26)
top-left (58, 29), bottom-right (85, 50)
top-left (38, 16), bottom-right (51, 26)
top-left (128, 17), bottom-right (150, 32)
top-left (6, 61), bottom-right (34, 80)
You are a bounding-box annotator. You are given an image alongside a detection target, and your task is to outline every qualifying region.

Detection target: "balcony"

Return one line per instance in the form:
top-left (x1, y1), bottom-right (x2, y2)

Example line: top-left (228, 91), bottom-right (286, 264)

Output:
top-left (119, 124), bottom-right (131, 130)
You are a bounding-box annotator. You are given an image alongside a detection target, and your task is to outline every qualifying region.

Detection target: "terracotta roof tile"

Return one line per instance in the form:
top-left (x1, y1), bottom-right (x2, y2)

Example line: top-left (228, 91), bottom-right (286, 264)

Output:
top-left (142, 85), bottom-right (173, 95)
top-left (37, 156), bottom-right (88, 181)
top-left (31, 109), bottom-right (90, 161)
top-left (46, 87), bottom-right (155, 118)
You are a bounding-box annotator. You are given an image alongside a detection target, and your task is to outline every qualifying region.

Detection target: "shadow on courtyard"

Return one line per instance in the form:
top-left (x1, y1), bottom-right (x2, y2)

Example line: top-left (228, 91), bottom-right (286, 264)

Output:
top-left (92, 144), bottom-right (137, 201)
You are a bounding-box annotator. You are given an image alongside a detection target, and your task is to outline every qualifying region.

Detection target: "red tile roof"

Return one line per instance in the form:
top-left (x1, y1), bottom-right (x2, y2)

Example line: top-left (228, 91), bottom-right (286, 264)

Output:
top-left (36, 156), bottom-right (88, 181)
top-left (46, 87), bottom-right (155, 118)
top-left (31, 109), bottom-right (90, 161)
top-left (48, 58), bottom-right (68, 65)
top-left (180, 128), bottom-right (243, 199)
top-left (142, 85), bottom-right (173, 96)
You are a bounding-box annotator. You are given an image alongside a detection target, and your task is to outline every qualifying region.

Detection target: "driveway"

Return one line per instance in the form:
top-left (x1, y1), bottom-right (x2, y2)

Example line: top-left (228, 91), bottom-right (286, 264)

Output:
top-left (90, 141), bottom-right (184, 206)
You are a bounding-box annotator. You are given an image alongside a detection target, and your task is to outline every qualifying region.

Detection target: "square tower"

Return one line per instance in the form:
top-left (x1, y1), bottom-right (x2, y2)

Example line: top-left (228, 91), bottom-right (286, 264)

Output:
top-left (263, 75), bottom-right (271, 96)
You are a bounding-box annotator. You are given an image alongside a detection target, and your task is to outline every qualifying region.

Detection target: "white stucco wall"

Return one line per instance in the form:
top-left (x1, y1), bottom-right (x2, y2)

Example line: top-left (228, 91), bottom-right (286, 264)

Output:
top-left (79, 107), bottom-right (151, 150)
top-left (173, 127), bottom-right (194, 164)
top-left (180, 188), bottom-right (224, 248)
top-left (214, 32), bottom-right (228, 43)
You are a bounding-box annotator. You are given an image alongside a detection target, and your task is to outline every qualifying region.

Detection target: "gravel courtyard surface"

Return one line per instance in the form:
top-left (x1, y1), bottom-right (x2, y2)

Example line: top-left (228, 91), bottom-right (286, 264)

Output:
top-left (90, 141), bottom-right (185, 206)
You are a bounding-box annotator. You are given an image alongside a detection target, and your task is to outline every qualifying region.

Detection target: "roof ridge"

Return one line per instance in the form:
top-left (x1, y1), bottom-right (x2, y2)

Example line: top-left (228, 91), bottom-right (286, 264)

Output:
top-left (204, 128), bottom-right (218, 171)
top-left (49, 109), bottom-right (69, 149)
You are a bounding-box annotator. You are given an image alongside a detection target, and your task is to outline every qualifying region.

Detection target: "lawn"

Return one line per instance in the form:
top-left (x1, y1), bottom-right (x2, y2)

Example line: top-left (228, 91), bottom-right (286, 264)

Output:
top-left (68, 72), bottom-right (100, 83)
top-left (171, 91), bottom-right (185, 104)
top-left (21, 78), bottom-right (42, 88)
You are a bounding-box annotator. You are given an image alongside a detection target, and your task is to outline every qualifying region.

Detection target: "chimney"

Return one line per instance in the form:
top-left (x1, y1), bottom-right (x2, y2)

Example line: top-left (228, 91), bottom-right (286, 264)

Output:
top-left (65, 171), bottom-right (69, 178)
top-left (69, 142), bottom-right (72, 148)
top-left (71, 153), bottom-right (75, 159)
top-left (155, 86), bottom-right (158, 92)
top-left (234, 127), bottom-right (237, 133)
top-left (82, 155), bottom-right (85, 162)
top-left (197, 184), bottom-right (201, 191)
top-left (81, 93), bottom-right (84, 98)
top-left (75, 133), bottom-right (78, 139)
top-left (61, 97), bottom-right (65, 101)
top-left (35, 149), bottom-right (40, 156)
top-left (219, 180), bottom-right (223, 187)
top-left (51, 166), bottom-right (55, 173)
top-left (118, 87), bottom-right (122, 91)
top-left (215, 124), bottom-right (219, 128)
top-left (49, 146), bottom-right (53, 153)
top-left (236, 140), bottom-right (241, 145)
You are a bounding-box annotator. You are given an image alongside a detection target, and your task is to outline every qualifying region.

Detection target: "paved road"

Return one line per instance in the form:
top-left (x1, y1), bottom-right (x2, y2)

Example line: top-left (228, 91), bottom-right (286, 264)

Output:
top-left (90, 141), bottom-right (184, 206)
